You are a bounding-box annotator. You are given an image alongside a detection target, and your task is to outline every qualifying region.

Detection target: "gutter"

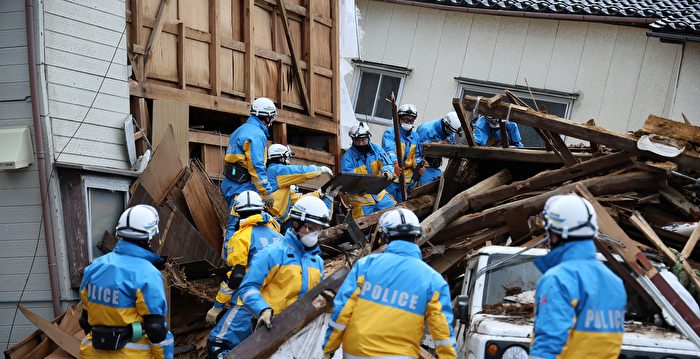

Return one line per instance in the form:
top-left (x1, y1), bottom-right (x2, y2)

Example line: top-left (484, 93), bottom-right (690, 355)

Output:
top-left (381, 0), bottom-right (655, 26)
top-left (25, 0), bottom-right (62, 316)
top-left (648, 31), bottom-right (700, 44)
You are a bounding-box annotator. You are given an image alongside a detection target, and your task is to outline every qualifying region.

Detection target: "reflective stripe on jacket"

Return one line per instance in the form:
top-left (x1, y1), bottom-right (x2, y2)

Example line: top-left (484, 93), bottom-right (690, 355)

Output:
top-left (221, 116), bottom-right (275, 199)
top-left (530, 240), bottom-right (626, 359)
top-left (340, 143), bottom-right (394, 209)
top-left (323, 240), bottom-right (457, 359)
top-left (237, 229), bottom-right (324, 316)
top-left (215, 213), bottom-right (283, 307)
top-left (79, 240), bottom-right (174, 359)
top-left (473, 115), bottom-right (524, 147)
top-left (267, 163), bottom-right (323, 221)
top-left (382, 127), bottom-right (421, 183)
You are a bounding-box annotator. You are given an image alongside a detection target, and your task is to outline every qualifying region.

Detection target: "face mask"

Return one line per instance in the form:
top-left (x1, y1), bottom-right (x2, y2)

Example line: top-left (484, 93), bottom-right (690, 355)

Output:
top-left (401, 123), bottom-right (413, 131)
top-left (300, 231), bottom-right (319, 248)
top-left (356, 144), bottom-right (370, 153)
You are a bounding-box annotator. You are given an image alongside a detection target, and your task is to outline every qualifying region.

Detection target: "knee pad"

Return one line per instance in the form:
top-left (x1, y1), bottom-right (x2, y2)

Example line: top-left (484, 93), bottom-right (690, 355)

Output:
top-left (143, 314), bottom-right (168, 343)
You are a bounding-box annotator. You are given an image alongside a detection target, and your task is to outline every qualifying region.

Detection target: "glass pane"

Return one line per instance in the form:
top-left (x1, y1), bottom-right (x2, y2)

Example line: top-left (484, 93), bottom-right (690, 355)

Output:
top-left (89, 188), bottom-right (125, 260)
top-left (354, 72), bottom-right (380, 116)
top-left (374, 75), bottom-right (402, 119)
top-left (483, 254), bottom-right (540, 306)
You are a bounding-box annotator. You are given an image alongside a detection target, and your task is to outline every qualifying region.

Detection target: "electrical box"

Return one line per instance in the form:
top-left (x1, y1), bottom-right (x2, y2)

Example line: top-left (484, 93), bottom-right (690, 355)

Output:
top-left (0, 126), bottom-right (34, 170)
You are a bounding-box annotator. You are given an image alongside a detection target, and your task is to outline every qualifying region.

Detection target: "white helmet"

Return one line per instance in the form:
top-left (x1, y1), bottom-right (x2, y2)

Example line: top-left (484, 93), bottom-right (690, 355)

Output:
top-left (250, 97), bottom-right (277, 118)
top-left (235, 190), bottom-right (266, 212)
top-left (543, 194), bottom-right (598, 240)
top-left (397, 104), bottom-right (418, 118)
top-left (290, 196), bottom-right (330, 227)
top-left (442, 111), bottom-right (462, 134)
top-left (268, 144), bottom-right (293, 163)
top-left (378, 208), bottom-right (422, 240)
top-left (116, 205), bottom-right (160, 240)
top-left (349, 122), bottom-right (371, 139)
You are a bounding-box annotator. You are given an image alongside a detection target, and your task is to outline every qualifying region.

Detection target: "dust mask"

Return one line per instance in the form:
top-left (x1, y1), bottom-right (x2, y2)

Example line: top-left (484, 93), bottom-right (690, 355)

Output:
top-left (300, 231), bottom-right (319, 248)
top-left (401, 123), bottom-right (413, 131)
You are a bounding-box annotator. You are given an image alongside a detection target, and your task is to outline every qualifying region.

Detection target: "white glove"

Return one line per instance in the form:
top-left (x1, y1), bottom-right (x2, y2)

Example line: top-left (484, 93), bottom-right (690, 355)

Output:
top-left (206, 306), bottom-right (223, 326)
top-left (325, 185), bottom-right (343, 200)
top-left (263, 194), bottom-right (275, 208)
top-left (256, 308), bottom-right (273, 329)
top-left (382, 171), bottom-right (395, 181)
top-left (320, 166), bottom-right (334, 176)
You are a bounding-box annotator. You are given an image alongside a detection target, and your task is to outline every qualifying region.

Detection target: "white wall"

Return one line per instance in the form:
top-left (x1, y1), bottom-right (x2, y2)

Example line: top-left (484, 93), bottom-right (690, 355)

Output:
top-left (44, 0), bottom-right (131, 169)
top-left (0, 0), bottom-right (54, 348)
top-left (354, 0), bottom-right (698, 142)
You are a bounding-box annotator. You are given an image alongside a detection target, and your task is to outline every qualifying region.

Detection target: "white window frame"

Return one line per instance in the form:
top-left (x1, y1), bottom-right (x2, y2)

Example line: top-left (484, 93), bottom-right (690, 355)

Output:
top-left (81, 175), bottom-right (131, 260)
top-left (351, 60), bottom-right (411, 126)
top-left (455, 78), bottom-right (577, 120)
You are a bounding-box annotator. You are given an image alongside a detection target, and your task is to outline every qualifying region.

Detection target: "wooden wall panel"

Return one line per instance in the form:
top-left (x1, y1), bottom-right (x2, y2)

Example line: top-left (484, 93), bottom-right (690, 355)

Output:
top-left (185, 39), bottom-right (210, 87)
top-left (220, 48), bottom-right (234, 93)
top-left (313, 75), bottom-right (332, 114)
top-left (232, 0), bottom-right (244, 41)
top-left (220, 0), bottom-right (233, 39)
top-left (276, 17), bottom-right (302, 57)
top-left (253, 6), bottom-right (273, 50)
top-left (182, 0), bottom-right (210, 32)
top-left (150, 32), bottom-right (179, 81)
top-left (255, 57), bottom-right (279, 102)
top-left (311, 22), bottom-right (331, 68)
top-left (233, 50), bottom-right (246, 93)
top-left (316, 0), bottom-right (331, 20)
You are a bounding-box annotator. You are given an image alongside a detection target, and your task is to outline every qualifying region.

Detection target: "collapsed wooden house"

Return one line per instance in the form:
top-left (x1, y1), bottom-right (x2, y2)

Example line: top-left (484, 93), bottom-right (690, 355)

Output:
top-left (9, 93), bottom-right (700, 357)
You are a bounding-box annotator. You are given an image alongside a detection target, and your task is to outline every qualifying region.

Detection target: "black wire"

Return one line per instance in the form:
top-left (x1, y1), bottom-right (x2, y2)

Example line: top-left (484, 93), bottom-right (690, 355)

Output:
top-left (5, 22), bottom-right (127, 349)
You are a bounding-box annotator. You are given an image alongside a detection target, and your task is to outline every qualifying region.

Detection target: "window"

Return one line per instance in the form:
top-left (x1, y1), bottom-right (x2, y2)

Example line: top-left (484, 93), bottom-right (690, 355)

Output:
top-left (352, 60), bottom-right (411, 125)
top-left (456, 78), bottom-right (578, 147)
top-left (82, 176), bottom-right (131, 261)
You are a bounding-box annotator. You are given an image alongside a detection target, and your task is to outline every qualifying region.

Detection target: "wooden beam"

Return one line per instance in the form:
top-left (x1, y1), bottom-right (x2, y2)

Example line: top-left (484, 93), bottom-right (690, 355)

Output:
top-left (277, 0), bottom-right (312, 116)
top-left (642, 114), bottom-right (700, 146)
top-left (424, 143), bottom-right (593, 164)
top-left (329, 0), bottom-right (341, 171)
top-left (434, 172), bottom-right (663, 244)
top-left (544, 131), bottom-right (578, 166)
top-left (182, 172), bottom-right (223, 254)
top-left (486, 94), bottom-right (503, 108)
top-left (498, 119), bottom-right (509, 148)
top-left (452, 98), bottom-right (476, 146)
top-left (462, 96), bottom-right (700, 172)
top-left (682, 223), bottom-right (700, 259)
top-left (209, 0), bottom-right (220, 96)
top-left (19, 306), bottom-right (80, 358)
top-left (429, 227), bottom-right (508, 274)
top-left (469, 151), bottom-right (632, 211)
top-left (420, 169), bottom-right (511, 245)
top-left (143, 0), bottom-right (170, 78)
top-left (244, 0), bottom-right (254, 101)
top-left (586, 119), bottom-right (600, 153)
top-left (131, 81), bottom-right (338, 134)
top-left (226, 268), bottom-right (349, 358)
top-left (319, 195), bottom-right (435, 246)
top-left (305, 0), bottom-right (314, 116)
top-left (659, 186), bottom-right (700, 220)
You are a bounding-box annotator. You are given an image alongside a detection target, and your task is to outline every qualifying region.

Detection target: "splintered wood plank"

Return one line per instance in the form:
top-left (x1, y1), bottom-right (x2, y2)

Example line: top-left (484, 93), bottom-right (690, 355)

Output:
top-left (682, 223), bottom-right (700, 259)
top-left (641, 114), bottom-right (700, 145)
top-left (452, 98), bottom-right (476, 146)
top-left (19, 307), bottom-right (80, 358)
top-left (152, 99), bottom-right (189, 164)
top-left (424, 144), bottom-right (593, 164)
top-left (659, 186), bottom-right (700, 220)
top-left (139, 125), bottom-right (185, 204)
top-left (182, 170), bottom-right (223, 254)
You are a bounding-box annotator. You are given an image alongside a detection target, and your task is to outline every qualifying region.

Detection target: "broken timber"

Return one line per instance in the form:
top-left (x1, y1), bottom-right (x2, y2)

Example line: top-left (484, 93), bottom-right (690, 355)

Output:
top-left (461, 96), bottom-right (700, 172)
top-left (226, 268), bottom-right (349, 358)
top-left (424, 144), bottom-right (593, 164)
top-left (19, 306), bottom-right (80, 358)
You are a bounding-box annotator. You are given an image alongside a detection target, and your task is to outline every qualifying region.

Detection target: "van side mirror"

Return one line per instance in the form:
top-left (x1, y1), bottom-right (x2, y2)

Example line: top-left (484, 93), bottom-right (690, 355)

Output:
top-left (456, 294), bottom-right (470, 323)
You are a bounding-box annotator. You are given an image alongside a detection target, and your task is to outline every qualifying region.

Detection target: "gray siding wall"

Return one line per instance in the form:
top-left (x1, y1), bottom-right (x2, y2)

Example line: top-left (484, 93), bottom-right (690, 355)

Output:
top-left (44, 0), bottom-right (131, 169)
top-left (356, 0), bottom-right (699, 141)
top-left (0, 0), bottom-right (53, 348)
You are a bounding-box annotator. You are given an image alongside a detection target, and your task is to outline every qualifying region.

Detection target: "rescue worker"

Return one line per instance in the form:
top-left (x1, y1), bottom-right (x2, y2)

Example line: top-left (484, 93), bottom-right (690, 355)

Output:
top-left (342, 122), bottom-right (397, 218)
top-left (207, 196), bottom-right (330, 358)
top-left (382, 104), bottom-right (423, 202)
top-left (322, 208), bottom-right (457, 359)
top-left (530, 194), bottom-right (626, 358)
top-left (206, 191), bottom-right (283, 326)
top-left (265, 143), bottom-right (336, 230)
top-left (79, 205), bottom-right (174, 359)
top-left (416, 111), bottom-right (462, 186)
top-left (221, 97), bottom-right (278, 235)
top-left (473, 114), bottom-right (524, 147)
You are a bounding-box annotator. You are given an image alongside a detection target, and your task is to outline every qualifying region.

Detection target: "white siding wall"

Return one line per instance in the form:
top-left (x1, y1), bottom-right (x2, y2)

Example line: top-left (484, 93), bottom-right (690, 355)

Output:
top-left (355, 0), bottom-right (698, 142)
top-left (0, 0), bottom-right (54, 348)
top-left (44, 0), bottom-right (130, 169)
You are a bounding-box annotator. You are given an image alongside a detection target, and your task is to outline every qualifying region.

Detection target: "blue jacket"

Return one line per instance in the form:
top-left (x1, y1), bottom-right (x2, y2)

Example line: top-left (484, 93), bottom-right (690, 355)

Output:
top-left (221, 116), bottom-right (276, 202)
top-left (341, 143), bottom-right (395, 209)
top-left (79, 240), bottom-right (174, 359)
top-left (267, 163), bottom-right (323, 222)
top-left (473, 115), bottom-right (524, 147)
top-left (530, 240), bottom-right (626, 359)
top-left (323, 240), bottom-right (457, 358)
top-left (237, 229), bottom-right (324, 316)
top-left (417, 118), bottom-right (456, 146)
top-left (382, 127), bottom-right (422, 182)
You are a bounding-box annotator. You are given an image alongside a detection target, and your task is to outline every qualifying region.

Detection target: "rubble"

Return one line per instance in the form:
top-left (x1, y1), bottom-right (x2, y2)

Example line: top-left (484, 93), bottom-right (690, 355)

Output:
top-left (9, 93), bottom-right (700, 357)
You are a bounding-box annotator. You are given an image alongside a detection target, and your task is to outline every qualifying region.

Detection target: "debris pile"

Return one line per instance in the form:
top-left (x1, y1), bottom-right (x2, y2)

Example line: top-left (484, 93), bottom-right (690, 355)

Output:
top-left (8, 94), bottom-right (700, 357)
